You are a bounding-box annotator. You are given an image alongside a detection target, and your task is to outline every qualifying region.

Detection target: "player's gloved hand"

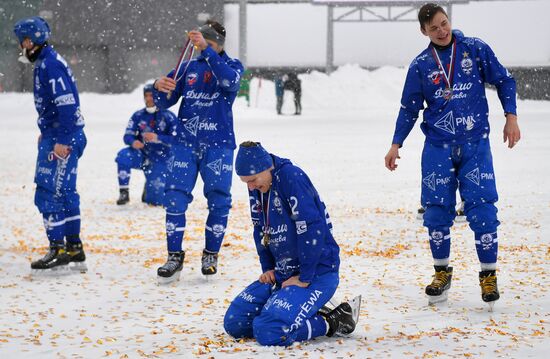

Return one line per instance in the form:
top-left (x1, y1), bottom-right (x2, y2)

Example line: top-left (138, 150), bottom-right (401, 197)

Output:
top-left (142, 132), bottom-right (158, 143)
top-left (154, 77), bottom-right (176, 94)
top-left (132, 140), bottom-right (144, 149)
top-left (384, 144), bottom-right (401, 171)
top-left (259, 270), bottom-right (275, 285)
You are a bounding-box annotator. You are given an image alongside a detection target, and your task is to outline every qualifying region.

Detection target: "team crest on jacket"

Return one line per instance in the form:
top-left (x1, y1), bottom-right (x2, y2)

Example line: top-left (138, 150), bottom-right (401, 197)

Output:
top-left (428, 70), bottom-right (442, 85)
top-left (461, 52), bottom-right (473, 75)
top-left (273, 194), bottom-right (283, 214)
top-left (187, 72), bottom-right (198, 86)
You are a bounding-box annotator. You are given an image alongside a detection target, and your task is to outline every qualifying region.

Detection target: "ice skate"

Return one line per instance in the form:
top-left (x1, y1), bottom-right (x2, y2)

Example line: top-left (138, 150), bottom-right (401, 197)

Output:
top-left (479, 270), bottom-right (499, 311)
top-left (426, 266), bottom-right (453, 304)
top-left (201, 249), bottom-right (218, 276)
top-left (116, 188), bottom-right (130, 205)
top-left (66, 242), bottom-right (87, 273)
top-left (157, 251), bottom-right (184, 284)
top-left (323, 295), bottom-right (361, 337)
top-left (31, 244), bottom-right (71, 274)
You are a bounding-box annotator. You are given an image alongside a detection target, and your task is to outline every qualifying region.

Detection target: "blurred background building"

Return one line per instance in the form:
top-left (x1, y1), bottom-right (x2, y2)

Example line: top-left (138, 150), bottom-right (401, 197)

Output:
top-left (0, 0), bottom-right (223, 93)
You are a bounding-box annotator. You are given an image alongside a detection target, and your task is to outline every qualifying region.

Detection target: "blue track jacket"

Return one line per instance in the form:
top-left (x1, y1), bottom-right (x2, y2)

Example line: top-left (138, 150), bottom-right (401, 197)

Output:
top-left (248, 155), bottom-right (340, 284)
top-left (392, 30), bottom-right (516, 146)
top-left (153, 46), bottom-right (244, 149)
top-left (33, 45), bottom-right (85, 145)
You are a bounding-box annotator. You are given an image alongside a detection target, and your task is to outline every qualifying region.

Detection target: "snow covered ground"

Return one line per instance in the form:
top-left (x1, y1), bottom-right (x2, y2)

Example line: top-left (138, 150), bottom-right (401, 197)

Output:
top-left (0, 65), bottom-right (548, 358)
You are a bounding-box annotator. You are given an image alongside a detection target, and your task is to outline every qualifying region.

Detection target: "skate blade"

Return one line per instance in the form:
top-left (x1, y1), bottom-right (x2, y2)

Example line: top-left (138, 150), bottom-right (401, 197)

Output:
top-left (428, 290), bottom-right (449, 305)
top-left (202, 274), bottom-right (217, 282)
top-left (416, 213), bottom-right (424, 220)
top-left (157, 271), bottom-right (181, 285)
top-left (69, 261), bottom-right (88, 273)
top-left (31, 265), bottom-right (71, 276)
top-left (349, 295), bottom-right (362, 324)
top-left (487, 301), bottom-right (496, 312)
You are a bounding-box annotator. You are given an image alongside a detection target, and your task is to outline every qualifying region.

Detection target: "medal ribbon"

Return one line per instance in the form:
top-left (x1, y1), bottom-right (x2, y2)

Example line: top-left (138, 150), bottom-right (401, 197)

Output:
top-left (260, 190), bottom-right (271, 246)
top-left (431, 39), bottom-right (456, 92)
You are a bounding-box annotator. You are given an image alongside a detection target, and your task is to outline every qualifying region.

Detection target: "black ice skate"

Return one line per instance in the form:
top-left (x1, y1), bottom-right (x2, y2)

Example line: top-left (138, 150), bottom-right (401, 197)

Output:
top-left (201, 249), bottom-right (218, 275)
top-left (157, 251), bottom-right (185, 284)
top-left (479, 270), bottom-right (500, 311)
top-left (31, 244), bottom-right (71, 273)
top-left (66, 242), bottom-right (87, 273)
top-left (416, 206), bottom-right (425, 220)
top-left (426, 266), bottom-right (453, 304)
top-left (116, 188), bottom-right (130, 205)
top-left (323, 295), bottom-right (361, 337)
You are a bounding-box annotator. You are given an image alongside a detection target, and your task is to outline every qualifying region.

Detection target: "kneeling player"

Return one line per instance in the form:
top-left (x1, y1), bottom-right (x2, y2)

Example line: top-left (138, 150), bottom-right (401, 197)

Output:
top-left (224, 142), bottom-right (360, 346)
top-left (115, 84), bottom-right (177, 206)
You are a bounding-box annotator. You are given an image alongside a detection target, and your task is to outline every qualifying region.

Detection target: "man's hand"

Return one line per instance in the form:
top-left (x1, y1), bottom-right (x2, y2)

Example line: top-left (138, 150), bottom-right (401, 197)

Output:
top-left (503, 113), bottom-right (521, 149)
top-left (142, 132), bottom-right (158, 143)
top-left (188, 30), bottom-right (208, 51)
top-left (259, 270), bottom-right (275, 285)
top-left (132, 140), bottom-right (144, 149)
top-left (53, 144), bottom-right (70, 159)
top-left (281, 275), bottom-right (309, 288)
top-left (384, 144), bottom-right (401, 171)
top-left (154, 77), bottom-right (176, 94)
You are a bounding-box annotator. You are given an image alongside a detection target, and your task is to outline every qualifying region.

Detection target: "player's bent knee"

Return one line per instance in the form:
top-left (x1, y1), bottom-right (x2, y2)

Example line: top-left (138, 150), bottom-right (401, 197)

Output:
top-left (252, 315), bottom-right (290, 347)
top-left (223, 310), bottom-right (253, 339)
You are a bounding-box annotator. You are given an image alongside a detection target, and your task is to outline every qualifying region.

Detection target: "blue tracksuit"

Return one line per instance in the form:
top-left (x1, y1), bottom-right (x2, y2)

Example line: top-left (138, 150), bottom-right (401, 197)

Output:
top-left (32, 45), bottom-right (86, 245)
top-left (224, 155), bottom-right (340, 346)
top-left (153, 46), bottom-right (244, 253)
top-left (115, 108), bottom-right (177, 205)
top-left (391, 30), bottom-right (516, 265)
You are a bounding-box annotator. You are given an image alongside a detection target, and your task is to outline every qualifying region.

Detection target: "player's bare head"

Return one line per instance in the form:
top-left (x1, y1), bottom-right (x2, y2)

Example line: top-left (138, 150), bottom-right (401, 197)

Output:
top-left (418, 3), bottom-right (448, 31)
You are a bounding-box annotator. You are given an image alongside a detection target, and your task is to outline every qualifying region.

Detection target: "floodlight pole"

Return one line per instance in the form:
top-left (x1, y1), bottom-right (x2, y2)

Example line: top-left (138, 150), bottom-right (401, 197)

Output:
top-left (327, 4), bottom-right (335, 74)
top-left (239, 0), bottom-right (248, 67)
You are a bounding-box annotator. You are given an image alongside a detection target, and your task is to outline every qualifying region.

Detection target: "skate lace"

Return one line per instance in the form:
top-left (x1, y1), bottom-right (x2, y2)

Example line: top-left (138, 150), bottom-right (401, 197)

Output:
top-left (431, 270), bottom-right (450, 287)
top-left (43, 248), bottom-right (60, 262)
top-left (202, 252), bottom-right (217, 268)
top-left (163, 254), bottom-right (181, 271)
top-left (480, 274), bottom-right (497, 293)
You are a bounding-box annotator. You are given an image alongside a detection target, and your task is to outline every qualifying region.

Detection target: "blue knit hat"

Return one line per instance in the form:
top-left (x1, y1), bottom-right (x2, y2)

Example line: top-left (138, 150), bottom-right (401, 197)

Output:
top-left (235, 142), bottom-right (273, 176)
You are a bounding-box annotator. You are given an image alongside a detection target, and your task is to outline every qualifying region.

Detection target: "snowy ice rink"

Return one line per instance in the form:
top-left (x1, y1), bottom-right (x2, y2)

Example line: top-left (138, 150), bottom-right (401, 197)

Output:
top-left (0, 65), bottom-right (548, 357)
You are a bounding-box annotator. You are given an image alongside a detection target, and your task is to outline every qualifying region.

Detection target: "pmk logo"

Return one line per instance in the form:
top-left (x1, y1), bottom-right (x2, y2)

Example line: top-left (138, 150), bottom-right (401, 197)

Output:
top-left (207, 159), bottom-right (232, 176)
top-left (204, 71), bottom-right (212, 83)
top-left (423, 172), bottom-right (451, 191)
top-left (465, 168), bottom-right (494, 186)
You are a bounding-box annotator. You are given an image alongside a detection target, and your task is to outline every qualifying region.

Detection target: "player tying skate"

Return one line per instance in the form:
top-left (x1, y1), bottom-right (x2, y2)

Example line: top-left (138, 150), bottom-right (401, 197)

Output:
top-left (384, 3), bottom-right (521, 309)
top-left (152, 20), bottom-right (244, 283)
top-left (115, 84), bottom-right (177, 206)
top-left (14, 17), bottom-right (88, 273)
top-left (224, 142), bottom-right (360, 346)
